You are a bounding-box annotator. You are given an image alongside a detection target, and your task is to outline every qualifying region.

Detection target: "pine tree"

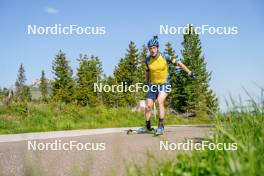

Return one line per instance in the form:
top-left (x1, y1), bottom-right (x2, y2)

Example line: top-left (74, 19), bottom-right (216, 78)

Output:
top-left (51, 51), bottom-right (75, 103)
top-left (15, 64), bottom-right (26, 88)
top-left (164, 42), bottom-right (178, 108)
top-left (101, 75), bottom-right (122, 107)
top-left (113, 41), bottom-right (140, 106)
top-left (76, 54), bottom-right (103, 106)
top-left (135, 45), bottom-right (149, 100)
top-left (15, 64), bottom-right (31, 102)
top-left (174, 25), bottom-right (219, 116)
top-left (40, 70), bottom-right (48, 102)
top-left (114, 41), bottom-right (139, 84)
top-left (138, 45), bottom-right (148, 84)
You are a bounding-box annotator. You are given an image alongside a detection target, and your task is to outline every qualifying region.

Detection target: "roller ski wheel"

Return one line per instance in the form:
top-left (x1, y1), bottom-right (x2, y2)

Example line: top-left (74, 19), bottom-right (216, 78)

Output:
top-left (127, 127), bottom-right (155, 135)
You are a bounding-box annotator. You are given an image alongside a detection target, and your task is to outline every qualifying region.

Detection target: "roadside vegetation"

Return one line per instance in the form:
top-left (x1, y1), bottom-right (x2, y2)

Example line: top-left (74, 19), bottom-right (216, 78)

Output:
top-left (0, 102), bottom-right (211, 134)
top-left (128, 94), bottom-right (264, 176)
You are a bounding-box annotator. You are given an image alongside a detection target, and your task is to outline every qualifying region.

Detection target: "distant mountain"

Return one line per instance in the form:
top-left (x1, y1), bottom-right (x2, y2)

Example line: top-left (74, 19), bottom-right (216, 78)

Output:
top-left (29, 79), bottom-right (52, 99)
top-left (30, 79), bottom-right (53, 89)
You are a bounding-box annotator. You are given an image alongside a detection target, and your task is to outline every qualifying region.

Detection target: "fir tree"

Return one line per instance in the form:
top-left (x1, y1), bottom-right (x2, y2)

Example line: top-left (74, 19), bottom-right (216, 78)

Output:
top-left (114, 41), bottom-right (139, 84)
top-left (15, 64), bottom-right (31, 102)
top-left (113, 41), bottom-right (140, 106)
top-left (136, 45), bottom-right (149, 100)
top-left (174, 25), bottom-right (219, 116)
top-left (138, 45), bottom-right (148, 85)
top-left (164, 42), bottom-right (178, 108)
top-left (40, 70), bottom-right (48, 102)
top-left (76, 54), bottom-right (103, 106)
top-left (101, 75), bottom-right (123, 107)
top-left (51, 51), bottom-right (75, 103)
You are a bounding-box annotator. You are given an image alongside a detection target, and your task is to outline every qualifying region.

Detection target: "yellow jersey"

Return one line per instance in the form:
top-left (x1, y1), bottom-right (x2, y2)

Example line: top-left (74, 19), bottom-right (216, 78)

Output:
top-left (145, 53), bottom-right (177, 84)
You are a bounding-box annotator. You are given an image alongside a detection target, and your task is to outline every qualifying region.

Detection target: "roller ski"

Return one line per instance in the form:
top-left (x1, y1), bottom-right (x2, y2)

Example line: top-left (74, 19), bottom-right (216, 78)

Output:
top-left (154, 126), bottom-right (164, 136)
top-left (127, 126), bottom-right (155, 135)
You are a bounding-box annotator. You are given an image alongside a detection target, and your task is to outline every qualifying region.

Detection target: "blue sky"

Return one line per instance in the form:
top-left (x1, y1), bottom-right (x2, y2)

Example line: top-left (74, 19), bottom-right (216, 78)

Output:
top-left (0, 0), bottom-right (263, 110)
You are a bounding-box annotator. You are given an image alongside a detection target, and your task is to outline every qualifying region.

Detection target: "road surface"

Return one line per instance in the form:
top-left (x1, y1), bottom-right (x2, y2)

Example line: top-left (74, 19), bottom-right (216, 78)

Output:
top-left (0, 125), bottom-right (213, 176)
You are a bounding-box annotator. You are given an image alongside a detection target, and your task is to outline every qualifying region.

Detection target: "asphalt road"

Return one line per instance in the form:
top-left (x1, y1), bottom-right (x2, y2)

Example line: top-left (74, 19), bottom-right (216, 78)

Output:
top-left (0, 125), bottom-right (213, 176)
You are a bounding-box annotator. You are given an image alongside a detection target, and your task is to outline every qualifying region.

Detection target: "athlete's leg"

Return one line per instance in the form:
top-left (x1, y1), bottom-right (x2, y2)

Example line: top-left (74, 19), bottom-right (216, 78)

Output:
top-left (134, 98), bottom-right (154, 133)
top-left (157, 92), bottom-right (168, 128)
top-left (145, 98), bottom-right (154, 121)
top-left (144, 83), bottom-right (157, 130)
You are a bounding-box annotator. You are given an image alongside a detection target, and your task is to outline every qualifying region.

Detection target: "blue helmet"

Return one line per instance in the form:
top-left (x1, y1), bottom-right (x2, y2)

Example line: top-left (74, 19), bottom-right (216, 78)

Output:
top-left (148, 36), bottom-right (159, 47)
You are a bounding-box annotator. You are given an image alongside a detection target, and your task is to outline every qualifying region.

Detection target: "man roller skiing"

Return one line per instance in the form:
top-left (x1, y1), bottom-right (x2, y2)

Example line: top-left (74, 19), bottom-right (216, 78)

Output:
top-left (137, 36), bottom-right (197, 136)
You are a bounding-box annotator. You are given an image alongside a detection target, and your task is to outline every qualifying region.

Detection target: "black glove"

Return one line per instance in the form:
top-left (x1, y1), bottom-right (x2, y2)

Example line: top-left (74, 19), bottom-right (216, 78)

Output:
top-left (189, 71), bottom-right (197, 79)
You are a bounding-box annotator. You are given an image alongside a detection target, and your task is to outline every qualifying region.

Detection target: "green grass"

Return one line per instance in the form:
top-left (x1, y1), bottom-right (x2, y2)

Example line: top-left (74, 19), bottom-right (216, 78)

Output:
top-left (128, 98), bottom-right (264, 176)
top-left (0, 103), bottom-right (211, 134)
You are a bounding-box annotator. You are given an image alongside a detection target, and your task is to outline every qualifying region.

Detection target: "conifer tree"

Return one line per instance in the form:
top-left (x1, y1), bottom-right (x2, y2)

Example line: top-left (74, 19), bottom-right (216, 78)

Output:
top-left (15, 64), bottom-right (31, 102)
top-left (113, 41), bottom-right (140, 106)
top-left (101, 75), bottom-right (123, 107)
top-left (138, 45), bottom-right (148, 85)
top-left (51, 51), bottom-right (75, 103)
top-left (174, 25), bottom-right (219, 116)
top-left (164, 42), bottom-right (178, 107)
top-left (76, 54), bottom-right (103, 106)
top-left (40, 70), bottom-right (48, 102)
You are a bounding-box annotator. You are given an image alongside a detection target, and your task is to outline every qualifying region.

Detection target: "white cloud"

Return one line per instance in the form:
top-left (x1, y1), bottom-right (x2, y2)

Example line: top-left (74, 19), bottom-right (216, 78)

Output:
top-left (44, 7), bottom-right (58, 14)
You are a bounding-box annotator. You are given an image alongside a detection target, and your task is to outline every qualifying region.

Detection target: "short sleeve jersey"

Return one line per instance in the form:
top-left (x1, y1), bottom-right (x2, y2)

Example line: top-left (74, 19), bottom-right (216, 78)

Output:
top-left (145, 52), bottom-right (178, 84)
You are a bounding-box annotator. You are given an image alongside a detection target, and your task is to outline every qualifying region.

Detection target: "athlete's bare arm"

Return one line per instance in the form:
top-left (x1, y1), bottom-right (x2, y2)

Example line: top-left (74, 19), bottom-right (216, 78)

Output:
top-left (170, 57), bottom-right (192, 75)
top-left (176, 61), bottom-right (192, 75)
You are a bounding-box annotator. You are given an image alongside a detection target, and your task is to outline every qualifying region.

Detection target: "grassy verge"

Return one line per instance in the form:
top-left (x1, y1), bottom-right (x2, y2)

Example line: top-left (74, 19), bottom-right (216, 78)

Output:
top-left (128, 100), bottom-right (264, 175)
top-left (0, 103), bottom-right (212, 134)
